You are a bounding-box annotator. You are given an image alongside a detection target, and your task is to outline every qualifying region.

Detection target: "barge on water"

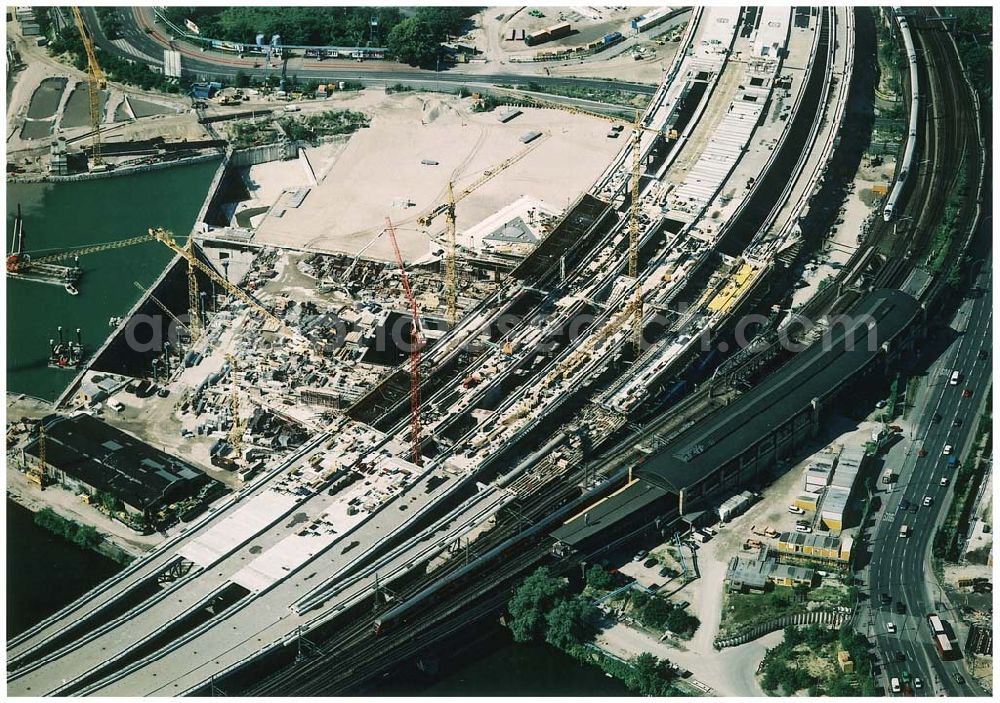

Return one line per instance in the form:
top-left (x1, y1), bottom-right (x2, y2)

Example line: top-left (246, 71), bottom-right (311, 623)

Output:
top-left (6, 205), bottom-right (82, 294)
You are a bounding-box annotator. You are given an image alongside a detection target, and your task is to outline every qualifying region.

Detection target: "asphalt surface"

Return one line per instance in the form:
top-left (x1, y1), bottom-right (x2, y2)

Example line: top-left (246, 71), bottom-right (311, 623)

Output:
top-left (864, 255), bottom-right (992, 697)
top-left (83, 7), bottom-right (657, 95)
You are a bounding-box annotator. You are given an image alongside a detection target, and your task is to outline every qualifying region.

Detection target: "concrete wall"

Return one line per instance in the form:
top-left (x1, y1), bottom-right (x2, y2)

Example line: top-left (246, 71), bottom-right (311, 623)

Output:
top-left (229, 141), bottom-right (296, 168)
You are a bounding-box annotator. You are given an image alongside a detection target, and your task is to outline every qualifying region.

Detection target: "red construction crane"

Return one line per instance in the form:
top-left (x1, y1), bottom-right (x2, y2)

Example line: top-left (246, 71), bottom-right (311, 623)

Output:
top-left (384, 217), bottom-right (423, 466)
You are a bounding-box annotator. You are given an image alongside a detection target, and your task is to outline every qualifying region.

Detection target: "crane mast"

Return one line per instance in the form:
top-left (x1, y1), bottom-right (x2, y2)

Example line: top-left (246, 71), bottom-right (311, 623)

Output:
top-left (444, 181), bottom-right (458, 326)
top-left (384, 217), bottom-right (423, 467)
top-left (226, 354), bottom-right (246, 458)
top-left (71, 7), bottom-right (106, 167)
top-left (629, 117), bottom-right (643, 355)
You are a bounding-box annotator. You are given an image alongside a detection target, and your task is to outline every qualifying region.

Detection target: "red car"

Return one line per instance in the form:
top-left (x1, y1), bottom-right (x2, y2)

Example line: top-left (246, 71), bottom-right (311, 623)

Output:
top-left (918, 447), bottom-right (928, 458)
top-left (962, 388), bottom-right (973, 398)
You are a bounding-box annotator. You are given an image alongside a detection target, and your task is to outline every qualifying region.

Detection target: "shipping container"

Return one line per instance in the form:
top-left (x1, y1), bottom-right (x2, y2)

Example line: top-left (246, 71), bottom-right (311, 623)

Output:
top-left (546, 22), bottom-right (572, 40)
top-left (525, 30), bottom-right (550, 47)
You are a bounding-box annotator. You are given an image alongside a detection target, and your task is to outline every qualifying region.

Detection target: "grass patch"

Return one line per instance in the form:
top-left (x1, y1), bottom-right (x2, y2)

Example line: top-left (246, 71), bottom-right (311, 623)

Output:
top-left (720, 581), bottom-right (851, 637)
top-left (277, 109), bottom-right (370, 145)
top-left (926, 166), bottom-right (970, 275)
top-left (33, 508), bottom-right (132, 565)
top-left (760, 624), bottom-right (876, 695)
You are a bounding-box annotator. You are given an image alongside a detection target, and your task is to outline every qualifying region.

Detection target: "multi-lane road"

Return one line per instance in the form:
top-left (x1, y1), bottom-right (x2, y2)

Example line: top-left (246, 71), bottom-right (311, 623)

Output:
top-left (867, 254), bottom-right (992, 697)
top-left (79, 7), bottom-right (658, 95)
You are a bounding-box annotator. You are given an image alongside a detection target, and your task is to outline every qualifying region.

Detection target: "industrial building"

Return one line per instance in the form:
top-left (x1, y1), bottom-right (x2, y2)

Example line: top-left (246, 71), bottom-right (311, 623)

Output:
top-left (725, 546), bottom-right (815, 593)
top-left (20, 414), bottom-right (222, 530)
top-left (776, 531), bottom-right (854, 565)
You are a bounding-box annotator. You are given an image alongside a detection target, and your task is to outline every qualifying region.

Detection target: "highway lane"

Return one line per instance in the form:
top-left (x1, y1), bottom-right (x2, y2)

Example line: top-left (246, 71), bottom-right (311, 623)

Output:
top-left (82, 7), bottom-right (657, 95)
top-left (867, 256), bottom-right (992, 696)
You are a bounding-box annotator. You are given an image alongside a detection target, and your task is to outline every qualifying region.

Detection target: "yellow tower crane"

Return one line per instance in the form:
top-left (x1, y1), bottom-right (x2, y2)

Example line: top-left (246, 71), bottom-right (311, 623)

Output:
top-left (505, 93), bottom-right (658, 354)
top-left (444, 181), bottom-right (458, 326)
top-left (184, 236), bottom-right (203, 342)
top-left (225, 354), bottom-right (247, 458)
top-left (8, 229), bottom-right (308, 348)
top-left (29, 423), bottom-right (47, 488)
top-left (71, 7), bottom-right (106, 167)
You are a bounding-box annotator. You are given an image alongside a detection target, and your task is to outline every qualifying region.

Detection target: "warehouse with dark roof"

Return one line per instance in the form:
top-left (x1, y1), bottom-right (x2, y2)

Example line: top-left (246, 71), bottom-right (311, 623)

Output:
top-left (22, 414), bottom-right (221, 531)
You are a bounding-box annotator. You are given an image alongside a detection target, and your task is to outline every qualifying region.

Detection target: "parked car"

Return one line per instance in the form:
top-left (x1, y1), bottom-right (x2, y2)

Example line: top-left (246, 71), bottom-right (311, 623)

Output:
top-left (658, 566), bottom-right (671, 578)
top-left (643, 557), bottom-right (658, 569)
top-left (788, 505), bottom-right (805, 515)
top-left (157, 387), bottom-right (170, 398)
top-left (795, 524), bottom-right (812, 534)
top-left (875, 400), bottom-right (887, 409)
top-left (632, 550), bottom-right (647, 562)
top-left (886, 622), bottom-right (897, 633)
top-left (674, 600), bottom-right (690, 610)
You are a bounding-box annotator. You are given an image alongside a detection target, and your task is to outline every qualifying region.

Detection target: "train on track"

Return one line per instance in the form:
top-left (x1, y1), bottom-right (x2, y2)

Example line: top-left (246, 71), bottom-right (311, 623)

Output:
top-left (883, 7), bottom-right (920, 222)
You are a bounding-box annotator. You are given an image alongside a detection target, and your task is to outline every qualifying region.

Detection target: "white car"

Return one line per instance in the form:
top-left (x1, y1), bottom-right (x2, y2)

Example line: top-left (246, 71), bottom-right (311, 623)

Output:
top-left (943, 444), bottom-right (954, 455)
top-left (923, 496), bottom-right (933, 507)
top-left (886, 622), bottom-right (897, 633)
top-left (940, 477), bottom-right (950, 486)
top-left (788, 505), bottom-right (805, 515)
top-left (913, 678), bottom-right (923, 690)
top-left (795, 524), bottom-right (812, 534)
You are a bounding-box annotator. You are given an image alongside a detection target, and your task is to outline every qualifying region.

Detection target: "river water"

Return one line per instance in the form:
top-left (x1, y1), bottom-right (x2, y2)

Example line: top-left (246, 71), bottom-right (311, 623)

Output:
top-left (5, 500), bottom-right (121, 638)
top-left (5, 160), bottom-right (220, 401)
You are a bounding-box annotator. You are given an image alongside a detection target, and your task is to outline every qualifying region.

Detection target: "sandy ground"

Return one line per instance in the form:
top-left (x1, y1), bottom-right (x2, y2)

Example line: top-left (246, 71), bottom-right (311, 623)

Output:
top-left (252, 91), bottom-right (623, 262)
top-left (595, 620), bottom-right (779, 697)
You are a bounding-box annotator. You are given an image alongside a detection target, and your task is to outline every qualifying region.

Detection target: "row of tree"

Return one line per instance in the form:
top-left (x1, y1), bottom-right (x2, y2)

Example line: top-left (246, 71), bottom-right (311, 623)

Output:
top-left (162, 7), bottom-right (477, 67)
top-left (48, 27), bottom-right (182, 93)
top-left (507, 567), bottom-right (682, 696)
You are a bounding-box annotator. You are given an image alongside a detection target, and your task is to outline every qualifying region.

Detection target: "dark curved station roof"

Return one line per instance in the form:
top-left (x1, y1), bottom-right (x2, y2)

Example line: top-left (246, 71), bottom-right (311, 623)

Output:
top-left (637, 289), bottom-right (921, 493)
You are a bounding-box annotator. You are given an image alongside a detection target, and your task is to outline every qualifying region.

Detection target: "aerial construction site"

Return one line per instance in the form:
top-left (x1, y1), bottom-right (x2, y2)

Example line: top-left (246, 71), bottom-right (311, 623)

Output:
top-left (5, 4), bottom-right (993, 699)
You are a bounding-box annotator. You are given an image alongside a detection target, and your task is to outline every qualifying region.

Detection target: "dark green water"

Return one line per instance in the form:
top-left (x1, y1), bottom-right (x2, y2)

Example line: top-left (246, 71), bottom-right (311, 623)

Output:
top-left (372, 626), bottom-right (633, 696)
top-left (6, 160), bottom-right (220, 401)
top-left (6, 500), bottom-right (122, 638)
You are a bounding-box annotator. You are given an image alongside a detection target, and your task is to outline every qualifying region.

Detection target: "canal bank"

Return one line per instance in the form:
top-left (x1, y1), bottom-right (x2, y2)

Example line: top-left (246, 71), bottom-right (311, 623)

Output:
top-left (5, 500), bottom-right (123, 639)
top-left (5, 158), bottom-right (221, 402)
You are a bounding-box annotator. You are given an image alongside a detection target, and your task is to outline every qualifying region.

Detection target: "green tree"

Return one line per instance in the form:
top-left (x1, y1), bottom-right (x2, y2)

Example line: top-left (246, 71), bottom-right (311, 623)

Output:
top-left (235, 70), bottom-right (251, 88)
top-left (640, 596), bottom-right (674, 629)
top-left (544, 595), bottom-right (599, 650)
top-left (630, 652), bottom-right (676, 696)
top-left (585, 564), bottom-right (614, 591)
top-left (665, 607), bottom-right (698, 635)
top-left (387, 17), bottom-right (439, 67)
top-left (507, 567), bottom-right (567, 643)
